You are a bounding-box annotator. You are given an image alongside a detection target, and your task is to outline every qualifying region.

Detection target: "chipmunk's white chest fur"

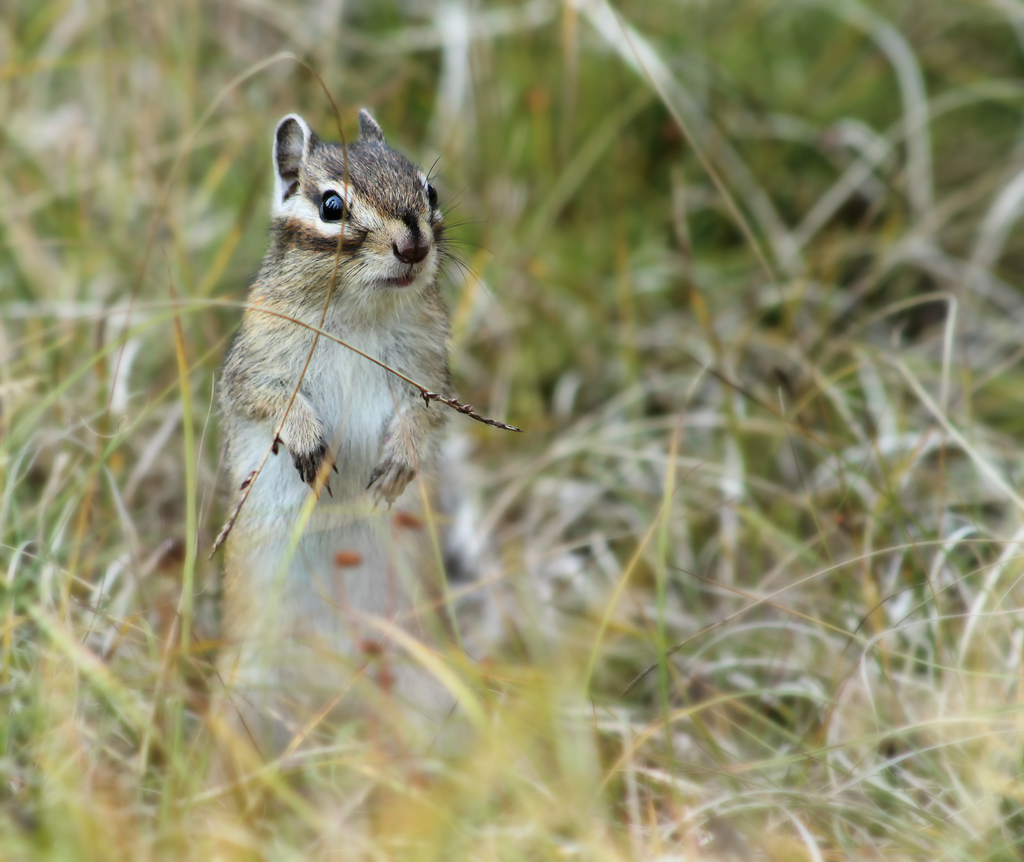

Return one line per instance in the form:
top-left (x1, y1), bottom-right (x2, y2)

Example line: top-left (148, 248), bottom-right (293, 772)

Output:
top-left (308, 323), bottom-right (395, 486)
top-left (233, 300), bottom-right (412, 505)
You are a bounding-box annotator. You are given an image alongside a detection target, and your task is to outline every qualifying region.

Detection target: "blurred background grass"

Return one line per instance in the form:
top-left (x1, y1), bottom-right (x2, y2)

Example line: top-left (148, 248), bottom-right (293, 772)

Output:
top-left (5, 0), bottom-right (1024, 858)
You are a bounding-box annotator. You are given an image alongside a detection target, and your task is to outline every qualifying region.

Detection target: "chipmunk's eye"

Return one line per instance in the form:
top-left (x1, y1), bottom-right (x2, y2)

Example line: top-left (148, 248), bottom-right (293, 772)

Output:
top-left (426, 183), bottom-right (438, 210)
top-left (320, 190), bottom-right (346, 222)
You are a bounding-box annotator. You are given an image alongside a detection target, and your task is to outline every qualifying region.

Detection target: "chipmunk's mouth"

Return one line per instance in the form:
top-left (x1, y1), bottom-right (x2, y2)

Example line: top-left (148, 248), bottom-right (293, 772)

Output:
top-left (378, 268), bottom-right (418, 288)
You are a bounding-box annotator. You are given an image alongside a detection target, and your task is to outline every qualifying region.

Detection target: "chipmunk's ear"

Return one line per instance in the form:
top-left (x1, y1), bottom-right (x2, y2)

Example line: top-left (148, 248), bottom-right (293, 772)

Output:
top-left (358, 109), bottom-right (386, 144)
top-left (273, 114), bottom-right (317, 206)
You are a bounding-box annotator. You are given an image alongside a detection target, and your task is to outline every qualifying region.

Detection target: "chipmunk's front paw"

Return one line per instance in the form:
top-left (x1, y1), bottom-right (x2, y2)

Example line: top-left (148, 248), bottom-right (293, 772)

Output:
top-left (367, 456), bottom-right (416, 505)
top-left (291, 437), bottom-right (332, 485)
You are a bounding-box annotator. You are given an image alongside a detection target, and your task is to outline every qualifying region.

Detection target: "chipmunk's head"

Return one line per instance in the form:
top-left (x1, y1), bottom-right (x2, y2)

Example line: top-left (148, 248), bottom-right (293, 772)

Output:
top-left (268, 111), bottom-right (445, 295)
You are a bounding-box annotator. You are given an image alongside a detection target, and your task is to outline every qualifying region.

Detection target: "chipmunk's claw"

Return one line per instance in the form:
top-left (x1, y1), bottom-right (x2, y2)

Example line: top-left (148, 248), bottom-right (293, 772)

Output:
top-left (367, 456), bottom-right (415, 506)
top-left (293, 438), bottom-right (330, 485)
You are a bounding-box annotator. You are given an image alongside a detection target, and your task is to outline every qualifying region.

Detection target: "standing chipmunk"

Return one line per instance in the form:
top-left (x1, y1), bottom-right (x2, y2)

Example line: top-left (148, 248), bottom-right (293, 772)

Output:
top-left (216, 110), bottom-right (457, 757)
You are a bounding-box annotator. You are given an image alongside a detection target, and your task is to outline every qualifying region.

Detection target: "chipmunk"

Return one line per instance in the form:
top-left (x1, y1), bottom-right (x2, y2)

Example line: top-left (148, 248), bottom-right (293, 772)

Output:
top-left (216, 110), bottom-right (458, 758)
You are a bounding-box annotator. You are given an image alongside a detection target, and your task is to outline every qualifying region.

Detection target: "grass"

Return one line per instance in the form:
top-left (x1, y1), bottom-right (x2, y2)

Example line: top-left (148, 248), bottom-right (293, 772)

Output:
top-left (5, 0), bottom-right (1024, 858)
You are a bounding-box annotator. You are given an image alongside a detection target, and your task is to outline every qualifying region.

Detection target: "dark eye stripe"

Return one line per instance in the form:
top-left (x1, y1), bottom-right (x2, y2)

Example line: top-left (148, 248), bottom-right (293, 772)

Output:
top-left (277, 218), bottom-right (367, 253)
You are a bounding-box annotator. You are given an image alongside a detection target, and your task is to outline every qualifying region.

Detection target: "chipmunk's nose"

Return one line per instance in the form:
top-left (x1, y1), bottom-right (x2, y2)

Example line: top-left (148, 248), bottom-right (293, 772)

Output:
top-left (394, 213), bottom-right (430, 265)
top-left (392, 238), bottom-right (429, 265)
